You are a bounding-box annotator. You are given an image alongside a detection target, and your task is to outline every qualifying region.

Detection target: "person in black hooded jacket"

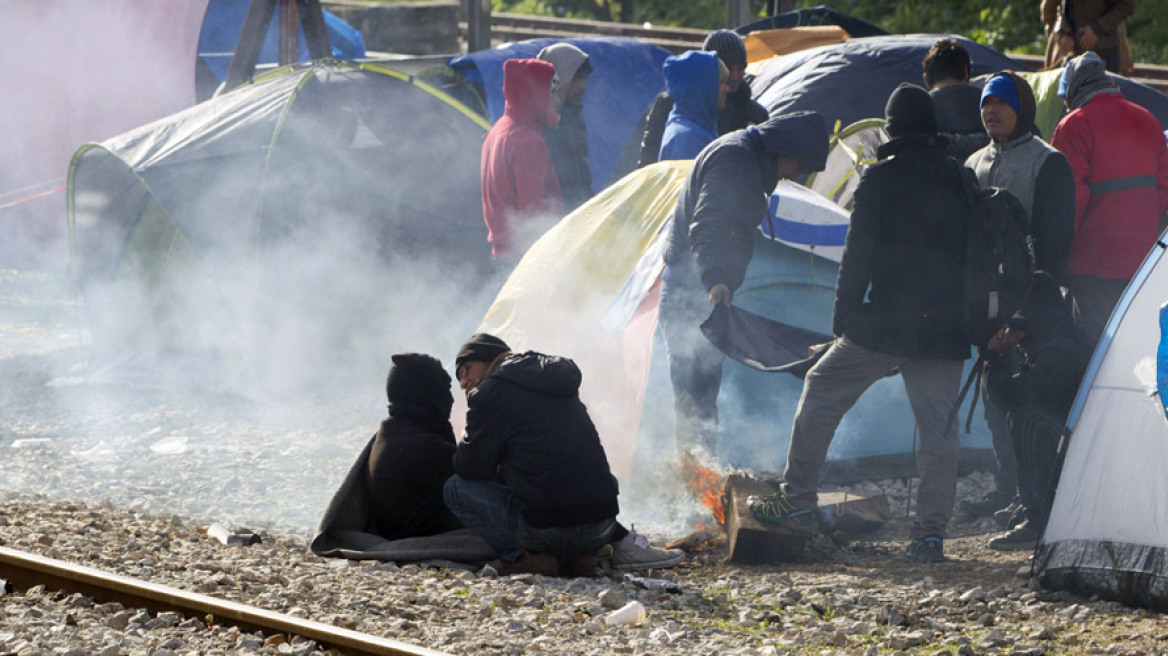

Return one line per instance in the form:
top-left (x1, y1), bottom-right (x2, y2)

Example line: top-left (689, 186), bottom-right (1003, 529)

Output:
top-left (365, 353), bottom-right (462, 541)
top-left (982, 271), bottom-right (1092, 551)
top-left (748, 85), bottom-right (970, 564)
top-left (658, 111), bottom-right (829, 460)
top-left (444, 333), bottom-right (684, 576)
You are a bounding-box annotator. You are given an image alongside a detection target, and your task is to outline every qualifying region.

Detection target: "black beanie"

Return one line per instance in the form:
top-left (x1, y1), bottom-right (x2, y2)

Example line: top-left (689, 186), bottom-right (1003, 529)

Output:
top-left (385, 353), bottom-right (453, 416)
top-left (455, 333), bottom-right (511, 370)
top-left (884, 83), bottom-right (938, 138)
top-left (703, 29), bottom-right (747, 69)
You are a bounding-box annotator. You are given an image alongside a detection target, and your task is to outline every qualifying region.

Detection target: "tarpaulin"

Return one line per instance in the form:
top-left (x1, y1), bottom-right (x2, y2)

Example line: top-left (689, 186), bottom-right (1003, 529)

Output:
top-left (700, 303), bottom-right (832, 374)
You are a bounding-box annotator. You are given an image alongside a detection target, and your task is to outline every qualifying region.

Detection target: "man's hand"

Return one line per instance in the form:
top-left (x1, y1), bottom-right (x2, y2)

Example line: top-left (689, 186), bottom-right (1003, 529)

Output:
top-left (1077, 25), bottom-right (1100, 50)
top-left (708, 283), bottom-right (731, 307)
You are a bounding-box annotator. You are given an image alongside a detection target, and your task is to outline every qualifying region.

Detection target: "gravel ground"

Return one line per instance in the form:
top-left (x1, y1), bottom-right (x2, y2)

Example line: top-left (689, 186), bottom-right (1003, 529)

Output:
top-left (3, 268), bottom-right (1166, 655)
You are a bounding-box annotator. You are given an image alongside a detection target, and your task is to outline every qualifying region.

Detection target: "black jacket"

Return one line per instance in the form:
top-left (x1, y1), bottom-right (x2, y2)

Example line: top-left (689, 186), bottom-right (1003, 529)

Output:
top-left (664, 111), bottom-right (830, 294)
top-left (832, 133), bottom-right (971, 360)
top-left (366, 414), bottom-right (461, 541)
top-left (545, 103), bottom-right (593, 213)
top-left (637, 80), bottom-right (770, 168)
top-left (453, 352), bottom-right (620, 528)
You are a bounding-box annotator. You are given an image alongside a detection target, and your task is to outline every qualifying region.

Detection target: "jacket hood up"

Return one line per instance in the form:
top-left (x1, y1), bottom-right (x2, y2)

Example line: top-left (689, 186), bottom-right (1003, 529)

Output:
top-left (983, 71), bottom-right (1037, 142)
top-left (1059, 52), bottom-right (1120, 110)
top-left (664, 50), bottom-right (720, 134)
top-left (538, 43), bottom-right (589, 105)
top-left (745, 110), bottom-right (829, 174)
top-left (503, 58), bottom-right (556, 126)
top-left (489, 351), bottom-right (583, 397)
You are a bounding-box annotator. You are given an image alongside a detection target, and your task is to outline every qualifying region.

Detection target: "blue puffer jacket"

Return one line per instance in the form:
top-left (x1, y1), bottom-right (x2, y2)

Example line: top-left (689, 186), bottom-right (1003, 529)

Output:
top-left (659, 51), bottom-right (720, 161)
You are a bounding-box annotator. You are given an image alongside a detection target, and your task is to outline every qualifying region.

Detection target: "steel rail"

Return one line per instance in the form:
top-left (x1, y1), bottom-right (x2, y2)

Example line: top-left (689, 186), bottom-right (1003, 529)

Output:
top-left (0, 546), bottom-right (452, 656)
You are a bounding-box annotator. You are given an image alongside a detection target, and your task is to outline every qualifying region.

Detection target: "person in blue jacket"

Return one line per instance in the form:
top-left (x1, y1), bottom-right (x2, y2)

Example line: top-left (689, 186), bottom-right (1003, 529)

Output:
top-left (658, 50), bottom-right (727, 161)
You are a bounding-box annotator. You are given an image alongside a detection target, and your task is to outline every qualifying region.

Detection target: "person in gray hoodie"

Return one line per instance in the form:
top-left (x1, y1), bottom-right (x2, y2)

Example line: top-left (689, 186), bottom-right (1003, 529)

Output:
top-left (538, 43), bottom-right (594, 213)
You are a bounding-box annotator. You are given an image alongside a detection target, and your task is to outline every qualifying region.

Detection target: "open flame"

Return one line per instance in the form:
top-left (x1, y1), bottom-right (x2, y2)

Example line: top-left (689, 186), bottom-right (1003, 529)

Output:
top-left (684, 463), bottom-right (727, 526)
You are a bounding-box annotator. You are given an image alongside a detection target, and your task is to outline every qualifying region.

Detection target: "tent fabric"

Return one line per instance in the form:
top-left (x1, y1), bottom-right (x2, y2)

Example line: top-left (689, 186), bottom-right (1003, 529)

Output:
top-left (198, 0), bottom-right (366, 81)
top-left (744, 26), bottom-right (850, 66)
top-left (67, 62), bottom-right (491, 361)
top-left (310, 436), bottom-right (496, 565)
top-left (1035, 232), bottom-right (1168, 610)
top-left (701, 303), bottom-right (831, 372)
top-left (449, 38), bottom-right (671, 195)
top-left (1, 0), bottom-right (210, 269)
top-left (735, 6), bottom-right (886, 38)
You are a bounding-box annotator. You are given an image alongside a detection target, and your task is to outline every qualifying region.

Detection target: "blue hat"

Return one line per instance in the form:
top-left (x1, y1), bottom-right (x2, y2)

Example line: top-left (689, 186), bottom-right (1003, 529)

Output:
top-left (981, 73), bottom-right (1020, 115)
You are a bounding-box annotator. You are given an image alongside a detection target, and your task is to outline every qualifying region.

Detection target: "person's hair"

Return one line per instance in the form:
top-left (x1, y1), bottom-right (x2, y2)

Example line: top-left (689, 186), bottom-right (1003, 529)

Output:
top-left (922, 38), bottom-right (971, 88)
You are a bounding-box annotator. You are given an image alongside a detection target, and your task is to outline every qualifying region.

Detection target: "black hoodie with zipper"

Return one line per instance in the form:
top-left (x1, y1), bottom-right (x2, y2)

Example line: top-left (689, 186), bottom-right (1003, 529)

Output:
top-left (454, 352), bottom-right (620, 528)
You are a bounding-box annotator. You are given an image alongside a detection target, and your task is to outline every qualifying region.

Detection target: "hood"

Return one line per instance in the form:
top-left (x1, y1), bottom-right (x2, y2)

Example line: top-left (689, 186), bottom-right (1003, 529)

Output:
top-left (884, 82), bottom-right (937, 138)
top-left (664, 51), bottom-right (720, 132)
top-left (490, 351), bottom-right (583, 397)
top-left (981, 71), bottom-right (1036, 142)
top-left (386, 353), bottom-right (453, 421)
top-left (746, 110), bottom-right (829, 174)
top-left (538, 43), bottom-right (589, 105)
top-left (503, 58), bottom-right (556, 125)
top-left (1059, 52), bottom-right (1120, 110)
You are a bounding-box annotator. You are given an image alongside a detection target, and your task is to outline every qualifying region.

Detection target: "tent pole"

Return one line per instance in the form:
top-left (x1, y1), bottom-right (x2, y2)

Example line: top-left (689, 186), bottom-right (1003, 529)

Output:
top-left (224, 0), bottom-right (279, 92)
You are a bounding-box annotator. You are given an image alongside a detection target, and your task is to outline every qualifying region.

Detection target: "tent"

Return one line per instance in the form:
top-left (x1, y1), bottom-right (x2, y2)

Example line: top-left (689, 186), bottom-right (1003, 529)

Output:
top-left (1035, 231), bottom-right (1168, 610)
top-left (449, 38), bottom-right (671, 194)
top-left (197, 0), bottom-right (366, 98)
top-left (1, 0), bottom-right (210, 269)
top-left (67, 62), bottom-right (491, 370)
top-left (750, 35), bottom-right (1168, 134)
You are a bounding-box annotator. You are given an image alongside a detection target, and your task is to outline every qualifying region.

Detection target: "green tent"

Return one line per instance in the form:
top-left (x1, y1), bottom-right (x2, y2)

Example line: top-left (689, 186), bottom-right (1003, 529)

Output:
top-left (67, 62), bottom-right (491, 368)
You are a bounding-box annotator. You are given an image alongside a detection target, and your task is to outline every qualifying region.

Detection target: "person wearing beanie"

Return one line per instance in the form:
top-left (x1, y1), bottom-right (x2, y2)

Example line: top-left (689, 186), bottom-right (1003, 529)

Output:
top-left (1052, 52), bottom-right (1168, 341)
top-left (636, 29), bottom-right (768, 168)
top-left (749, 84), bottom-right (971, 564)
top-left (481, 58), bottom-right (564, 270)
top-left (314, 353), bottom-right (463, 548)
top-left (537, 43), bottom-right (595, 213)
top-left (982, 271), bottom-right (1092, 551)
top-left (659, 111), bottom-right (828, 462)
top-left (445, 334), bottom-right (685, 576)
top-left (921, 38), bottom-right (989, 162)
top-left (658, 51), bottom-right (725, 161)
top-left (958, 72), bottom-right (1076, 523)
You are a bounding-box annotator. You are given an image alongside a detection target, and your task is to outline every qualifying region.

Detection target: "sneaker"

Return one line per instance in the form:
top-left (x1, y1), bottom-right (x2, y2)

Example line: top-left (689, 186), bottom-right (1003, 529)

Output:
top-left (611, 529), bottom-right (685, 570)
top-left (988, 520), bottom-right (1041, 551)
top-left (490, 551), bottom-right (559, 577)
top-left (747, 493), bottom-right (817, 536)
top-left (959, 490), bottom-right (1014, 518)
top-left (993, 499), bottom-right (1025, 529)
top-left (905, 536), bottom-right (945, 563)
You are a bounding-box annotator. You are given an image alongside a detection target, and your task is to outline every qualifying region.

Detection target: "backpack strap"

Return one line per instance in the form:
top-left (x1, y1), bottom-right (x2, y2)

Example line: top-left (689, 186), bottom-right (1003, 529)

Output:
top-left (944, 352), bottom-right (987, 437)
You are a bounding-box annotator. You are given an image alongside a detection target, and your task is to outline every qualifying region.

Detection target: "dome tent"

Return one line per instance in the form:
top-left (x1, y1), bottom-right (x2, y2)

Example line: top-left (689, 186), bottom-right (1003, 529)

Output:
top-left (67, 61), bottom-right (491, 375)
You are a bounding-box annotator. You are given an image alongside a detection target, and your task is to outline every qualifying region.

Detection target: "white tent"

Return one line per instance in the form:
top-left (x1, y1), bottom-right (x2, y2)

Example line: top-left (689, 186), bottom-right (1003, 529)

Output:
top-left (1036, 231), bottom-right (1168, 610)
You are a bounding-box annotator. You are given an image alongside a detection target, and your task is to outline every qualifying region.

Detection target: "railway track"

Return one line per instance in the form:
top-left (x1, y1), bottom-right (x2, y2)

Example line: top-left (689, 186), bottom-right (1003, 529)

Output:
top-left (0, 545), bottom-right (451, 656)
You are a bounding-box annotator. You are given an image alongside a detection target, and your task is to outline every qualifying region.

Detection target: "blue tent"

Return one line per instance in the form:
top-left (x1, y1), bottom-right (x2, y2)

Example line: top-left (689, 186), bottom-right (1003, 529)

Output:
top-left (198, 0), bottom-right (366, 81)
top-left (449, 38), bottom-right (671, 195)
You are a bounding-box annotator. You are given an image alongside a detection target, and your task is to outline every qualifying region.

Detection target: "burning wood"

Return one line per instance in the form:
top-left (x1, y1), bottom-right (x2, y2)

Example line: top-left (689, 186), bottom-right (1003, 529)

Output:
top-left (680, 452), bottom-right (727, 526)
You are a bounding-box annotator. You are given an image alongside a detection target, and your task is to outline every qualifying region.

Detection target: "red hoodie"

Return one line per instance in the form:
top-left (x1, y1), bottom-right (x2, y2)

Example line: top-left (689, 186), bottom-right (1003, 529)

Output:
top-left (481, 59), bottom-right (563, 259)
top-left (1052, 92), bottom-right (1168, 280)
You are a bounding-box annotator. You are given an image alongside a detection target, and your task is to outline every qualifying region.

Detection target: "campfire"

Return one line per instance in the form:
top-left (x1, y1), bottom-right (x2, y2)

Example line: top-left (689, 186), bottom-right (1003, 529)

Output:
top-left (682, 459), bottom-right (727, 527)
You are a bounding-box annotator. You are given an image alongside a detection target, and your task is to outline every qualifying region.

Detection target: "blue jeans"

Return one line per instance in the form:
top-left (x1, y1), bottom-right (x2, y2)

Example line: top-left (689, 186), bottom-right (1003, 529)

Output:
top-left (443, 476), bottom-right (617, 562)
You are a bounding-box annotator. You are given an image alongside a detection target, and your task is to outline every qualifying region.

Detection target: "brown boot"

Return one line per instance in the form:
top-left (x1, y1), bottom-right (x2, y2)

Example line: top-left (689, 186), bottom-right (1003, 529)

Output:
top-left (490, 551), bottom-right (559, 577)
top-left (559, 553), bottom-right (598, 578)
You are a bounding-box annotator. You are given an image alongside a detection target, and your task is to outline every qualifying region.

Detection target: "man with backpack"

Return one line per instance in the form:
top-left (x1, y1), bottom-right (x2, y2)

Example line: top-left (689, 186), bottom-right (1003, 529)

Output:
top-left (747, 84), bottom-right (970, 563)
top-left (958, 71), bottom-right (1076, 523)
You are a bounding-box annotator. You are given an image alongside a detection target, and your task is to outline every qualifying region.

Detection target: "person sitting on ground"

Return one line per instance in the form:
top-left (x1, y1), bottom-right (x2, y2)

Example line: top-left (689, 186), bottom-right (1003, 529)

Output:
top-left (747, 85), bottom-right (971, 564)
top-left (983, 272), bottom-right (1093, 551)
top-left (481, 59), bottom-right (563, 273)
top-left (638, 29), bottom-right (768, 168)
top-left (444, 333), bottom-right (685, 576)
top-left (659, 50), bottom-right (727, 161)
top-left (538, 43), bottom-right (594, 213)
top-left (959, 71), bottom-right (1076, 524)
top-left (922, 37), bottom-right (990, 161)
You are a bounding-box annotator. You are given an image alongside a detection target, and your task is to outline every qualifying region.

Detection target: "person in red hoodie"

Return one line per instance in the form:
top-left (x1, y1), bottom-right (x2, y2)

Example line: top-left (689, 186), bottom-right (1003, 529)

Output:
top-left (1052, 52), bottom-right (1168, 340)
top-left (481, 59), bottom-right (564, 273)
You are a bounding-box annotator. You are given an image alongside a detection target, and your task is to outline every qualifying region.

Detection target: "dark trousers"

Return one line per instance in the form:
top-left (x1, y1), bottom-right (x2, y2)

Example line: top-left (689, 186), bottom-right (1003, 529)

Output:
top-left (659, 274), bottom-right (723, 456)
top-left (983, 363), bottom-right (1019, 499)
top-left (1009, 407), bottom-right (1067, 531)
top-left (443, 476), bottom-right (617, 562)
top-left (1066, 274), bottom-right (1128, 343)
